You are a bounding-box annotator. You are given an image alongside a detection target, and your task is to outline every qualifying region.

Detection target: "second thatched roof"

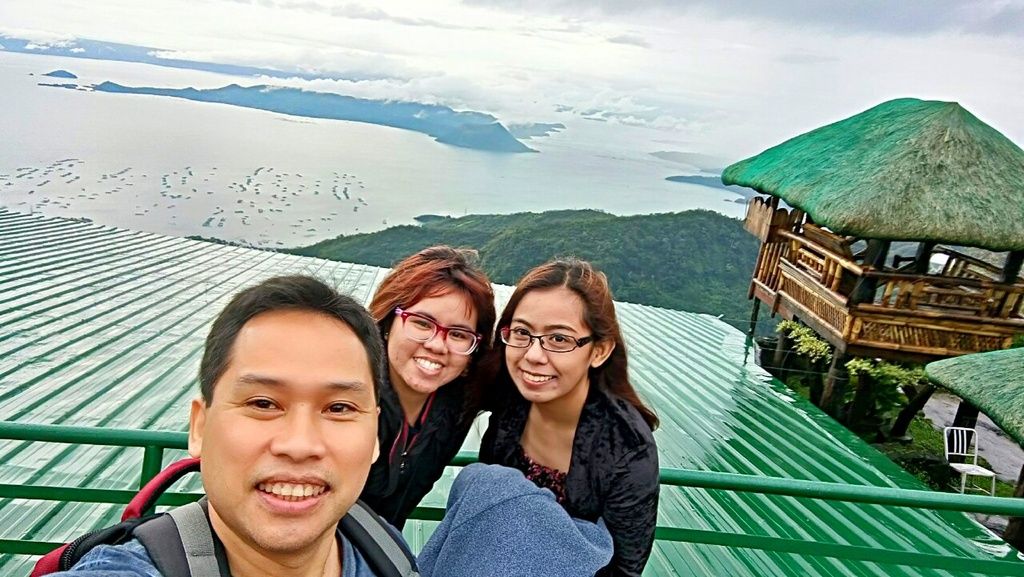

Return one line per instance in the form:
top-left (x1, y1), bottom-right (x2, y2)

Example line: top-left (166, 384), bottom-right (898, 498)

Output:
top-left (926, 347), bottom-right (1024, 447)
top-left (722, 98), bottom-right (1024, 251)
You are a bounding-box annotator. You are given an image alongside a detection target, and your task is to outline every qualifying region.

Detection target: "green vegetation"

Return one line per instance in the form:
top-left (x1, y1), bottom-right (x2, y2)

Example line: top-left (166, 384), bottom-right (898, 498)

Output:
top-left (875, 417), bottom-right (1015, 497)
top-left (290, 209), bottom-right (761, 332)
top-left (770, 321), bottom-right (1015, 498)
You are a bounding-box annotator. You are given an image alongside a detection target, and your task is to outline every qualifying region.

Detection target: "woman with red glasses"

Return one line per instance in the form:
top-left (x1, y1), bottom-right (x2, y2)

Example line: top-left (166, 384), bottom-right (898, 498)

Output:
top-left (480, 258), bottom-right (660, 577)
top-left (359, 246), bottom-right (496, 527)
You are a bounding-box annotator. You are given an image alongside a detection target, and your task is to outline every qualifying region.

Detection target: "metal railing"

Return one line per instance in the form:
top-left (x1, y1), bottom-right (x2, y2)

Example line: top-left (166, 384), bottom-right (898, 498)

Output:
top-left (2, 422), bottom-right (1023, 574)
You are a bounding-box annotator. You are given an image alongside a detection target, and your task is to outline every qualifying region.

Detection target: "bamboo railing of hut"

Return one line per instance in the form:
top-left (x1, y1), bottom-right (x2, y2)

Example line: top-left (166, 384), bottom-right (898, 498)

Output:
top-left (745, 196), bottom-right (1024, 363)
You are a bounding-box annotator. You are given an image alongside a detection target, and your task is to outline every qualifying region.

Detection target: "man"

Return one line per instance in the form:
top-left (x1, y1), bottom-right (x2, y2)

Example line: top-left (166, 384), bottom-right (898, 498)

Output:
top-left (53, 275), bottom-right (413, 577)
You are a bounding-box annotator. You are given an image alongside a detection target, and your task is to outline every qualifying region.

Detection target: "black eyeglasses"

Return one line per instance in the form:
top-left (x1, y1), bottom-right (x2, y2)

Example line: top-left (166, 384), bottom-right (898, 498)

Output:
top-left (500, 326), bottom-right (594, 353)
top-left (395, 307), bottom-right (481, 355)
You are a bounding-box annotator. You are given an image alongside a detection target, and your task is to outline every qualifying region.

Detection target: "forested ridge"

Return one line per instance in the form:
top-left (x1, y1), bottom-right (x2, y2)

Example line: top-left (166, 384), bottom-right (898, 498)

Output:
top-left (290, 209), bottom-right (761, 332)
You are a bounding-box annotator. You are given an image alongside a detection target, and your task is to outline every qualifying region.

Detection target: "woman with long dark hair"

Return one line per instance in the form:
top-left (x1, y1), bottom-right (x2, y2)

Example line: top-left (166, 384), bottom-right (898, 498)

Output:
top-left (480, 258), bottom-right (659, 577)
top-left (359, 246), bottom-right (496, 528)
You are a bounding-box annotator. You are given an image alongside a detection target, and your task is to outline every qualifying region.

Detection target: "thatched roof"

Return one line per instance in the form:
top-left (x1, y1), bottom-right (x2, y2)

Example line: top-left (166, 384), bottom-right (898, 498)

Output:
top-left (926, 348), bottom-right (1024, 447)
top-left (722, 98), bottom-right (1024, 251)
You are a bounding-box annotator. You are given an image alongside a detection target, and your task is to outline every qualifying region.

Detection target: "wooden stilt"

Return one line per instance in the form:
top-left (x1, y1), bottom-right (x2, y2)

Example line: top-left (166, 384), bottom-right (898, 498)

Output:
top-left (748, 299), bottom-right (761, 338)
top-left (820, 353), bottom-right (848, 415)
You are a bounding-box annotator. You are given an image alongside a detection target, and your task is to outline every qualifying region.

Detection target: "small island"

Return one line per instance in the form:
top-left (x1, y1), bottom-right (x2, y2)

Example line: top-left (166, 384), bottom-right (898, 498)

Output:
top-left (43, 69), bottom-right (78, 79)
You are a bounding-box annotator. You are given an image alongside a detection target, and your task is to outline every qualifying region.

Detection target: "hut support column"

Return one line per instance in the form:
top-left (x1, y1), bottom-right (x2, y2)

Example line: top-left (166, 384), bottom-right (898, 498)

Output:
top-left (820, 353), bottom-right (849, 416)
top-left (851, 240), bottom-right (891, 304)
top-left (1004, 464), bottom-right (1024, 551)
top-left (846, 370), bottom-right (875, 430)
top-left (748, 299), bottom-right (761, 337)
top-left (1003, 250), bottom-right (1024, 284)
top-left (772, 330), bottom-right (792, 382)
top-left (952, 401), bottom-right (980, 430)
top-left (913, 241), bottom-right (936, 274)
top-left (889, 384), bottom-right (936, 440)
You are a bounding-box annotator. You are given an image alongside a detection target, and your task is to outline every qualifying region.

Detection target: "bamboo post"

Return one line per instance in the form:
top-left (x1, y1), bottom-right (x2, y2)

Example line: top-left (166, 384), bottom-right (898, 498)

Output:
top-left (820, 353), bottom-right (849, 416)
top-left (1003, 251), bottom-right (1024, 284)
top-left (772, 330), bottom-right (792, 382)
top-left (748, 299), bottom-right (761, 337)
top-left (913, 241), bottom-right (936, 274)
top-left (846, 369), bottom-right (875, 430)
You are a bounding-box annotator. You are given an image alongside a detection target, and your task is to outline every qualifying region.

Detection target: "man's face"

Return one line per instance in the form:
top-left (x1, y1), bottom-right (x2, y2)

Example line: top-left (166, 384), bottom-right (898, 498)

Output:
top-left (188, 309), bottom-right (380, 560)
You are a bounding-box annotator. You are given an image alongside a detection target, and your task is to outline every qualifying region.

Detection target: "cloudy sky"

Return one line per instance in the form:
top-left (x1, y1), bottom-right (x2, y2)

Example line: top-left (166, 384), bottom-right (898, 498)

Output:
top-left (2, 0), bottom-right (1023, 159)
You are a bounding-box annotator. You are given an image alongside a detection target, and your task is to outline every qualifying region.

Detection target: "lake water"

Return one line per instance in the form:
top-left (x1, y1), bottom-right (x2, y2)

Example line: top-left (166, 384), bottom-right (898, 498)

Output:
top-left (0, 52), bottom-right (746, 248)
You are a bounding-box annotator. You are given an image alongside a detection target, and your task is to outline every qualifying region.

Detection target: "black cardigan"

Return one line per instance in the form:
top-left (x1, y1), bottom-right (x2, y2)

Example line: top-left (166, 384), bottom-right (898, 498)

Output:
top-left (359, 375), bottom-right (474, 528)
top-left (479, 385), bottom-right (659, 577)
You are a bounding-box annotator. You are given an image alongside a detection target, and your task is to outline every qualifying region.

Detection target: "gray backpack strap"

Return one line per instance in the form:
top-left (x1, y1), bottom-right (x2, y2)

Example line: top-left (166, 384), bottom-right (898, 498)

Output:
top-left (166, 498), bottom-right (222, 577)
top-left (133, 515), bottom-right (192, 576)
top-left (341, 501), bottom-right (419, 577)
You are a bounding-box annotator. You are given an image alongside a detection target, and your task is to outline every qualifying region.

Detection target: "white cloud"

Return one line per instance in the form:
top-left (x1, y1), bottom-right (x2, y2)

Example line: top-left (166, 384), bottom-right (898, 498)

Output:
top-left (0, 0), bottom-right (1021, 157)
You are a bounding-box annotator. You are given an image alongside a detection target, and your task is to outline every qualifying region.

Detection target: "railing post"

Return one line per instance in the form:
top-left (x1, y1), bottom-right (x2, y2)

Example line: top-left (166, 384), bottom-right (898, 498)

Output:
top-left (140, 445), bottom-right (164, 490)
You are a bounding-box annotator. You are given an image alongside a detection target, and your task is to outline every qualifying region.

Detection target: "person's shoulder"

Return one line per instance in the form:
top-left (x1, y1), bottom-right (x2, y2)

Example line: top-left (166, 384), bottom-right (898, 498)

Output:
top-left (51, 538), bottom-right (162, 576)
top-left (592, 388), bottom-right (656, 451)
top-left (341, 515), bottom-right (415, 577)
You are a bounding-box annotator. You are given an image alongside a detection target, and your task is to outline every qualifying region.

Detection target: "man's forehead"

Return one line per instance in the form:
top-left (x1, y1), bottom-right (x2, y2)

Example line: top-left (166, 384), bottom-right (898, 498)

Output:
top-left (234, 373), bottom-right (370, 394)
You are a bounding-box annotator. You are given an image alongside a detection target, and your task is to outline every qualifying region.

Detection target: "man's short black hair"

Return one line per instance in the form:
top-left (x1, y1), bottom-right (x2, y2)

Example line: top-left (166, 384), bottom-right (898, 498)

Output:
top-left (198, 275), bottom-right (384, 405)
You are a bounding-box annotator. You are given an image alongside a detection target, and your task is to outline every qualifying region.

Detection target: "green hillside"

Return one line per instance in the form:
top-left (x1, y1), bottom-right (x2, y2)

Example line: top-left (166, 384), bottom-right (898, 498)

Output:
top-left (290, 209), bottom-right (761, 332)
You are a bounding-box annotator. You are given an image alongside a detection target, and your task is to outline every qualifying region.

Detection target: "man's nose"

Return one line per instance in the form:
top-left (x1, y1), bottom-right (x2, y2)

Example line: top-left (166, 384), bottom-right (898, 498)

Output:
top-left (271, 410), bottom-right (327, 460)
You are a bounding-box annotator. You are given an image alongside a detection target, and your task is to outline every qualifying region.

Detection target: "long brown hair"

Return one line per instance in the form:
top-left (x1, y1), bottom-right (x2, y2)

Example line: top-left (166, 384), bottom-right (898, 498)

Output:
top-left (491, 258), bottom-right (659, 430)
top-left (369, 246), bottom-right (496, 418)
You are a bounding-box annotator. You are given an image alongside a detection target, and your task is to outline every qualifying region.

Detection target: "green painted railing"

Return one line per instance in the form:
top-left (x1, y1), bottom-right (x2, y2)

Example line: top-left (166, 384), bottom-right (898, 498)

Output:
top-left (2, 422), bottom-right (1023, 574)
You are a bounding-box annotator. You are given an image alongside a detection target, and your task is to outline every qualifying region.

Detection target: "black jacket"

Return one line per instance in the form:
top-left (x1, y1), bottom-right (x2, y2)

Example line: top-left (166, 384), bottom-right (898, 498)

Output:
top-left (359, 375), bottom-right (474, 528)
top-left (479, 385), bottom-right (659, 577)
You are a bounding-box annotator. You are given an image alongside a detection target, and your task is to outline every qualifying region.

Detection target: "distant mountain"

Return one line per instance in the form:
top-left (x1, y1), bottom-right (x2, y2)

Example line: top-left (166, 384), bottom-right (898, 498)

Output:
top-left (288, 209), bottom-right (762, 332)
top-left (42, 69), bottom-right (77, 79)
top-left (86, 82), bottom-right (534, 153)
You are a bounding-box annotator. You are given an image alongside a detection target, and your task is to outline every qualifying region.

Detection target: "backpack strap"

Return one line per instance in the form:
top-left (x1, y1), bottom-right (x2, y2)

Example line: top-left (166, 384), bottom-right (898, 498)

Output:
top-left (136, 498), bottom-right (226, 577)
top-left (340, 500), bottom-right (419, 577)
top-left (123, 457), bottom-right (201, 520)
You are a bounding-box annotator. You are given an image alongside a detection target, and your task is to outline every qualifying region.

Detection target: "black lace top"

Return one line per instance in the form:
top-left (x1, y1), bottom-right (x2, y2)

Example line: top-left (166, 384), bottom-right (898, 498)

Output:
top-left (513, 445), bottom-right (568, 503)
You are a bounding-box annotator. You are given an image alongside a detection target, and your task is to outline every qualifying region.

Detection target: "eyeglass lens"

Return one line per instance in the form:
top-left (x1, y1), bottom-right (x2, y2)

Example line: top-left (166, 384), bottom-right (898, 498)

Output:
top-left (403, 313), bottom-right (478, 354)
top-left (502, 327), bottom-right (579, 352)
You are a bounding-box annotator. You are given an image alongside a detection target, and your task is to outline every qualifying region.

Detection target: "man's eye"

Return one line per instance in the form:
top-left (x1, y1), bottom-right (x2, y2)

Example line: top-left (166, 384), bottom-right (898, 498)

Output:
top-left (327, 403), bottom-right (356, 415)
top-left (248, 398), bottom-right (277, 410)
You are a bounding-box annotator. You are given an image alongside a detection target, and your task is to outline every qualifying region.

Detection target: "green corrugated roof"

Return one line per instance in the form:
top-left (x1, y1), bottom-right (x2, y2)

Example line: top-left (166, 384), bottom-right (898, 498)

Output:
top-left (926, 348), bottom-right (1024, 447)
top-left (0, 208), bottom-right (1017, 576)
top-left (722, 98), bottom-right (1024, 251)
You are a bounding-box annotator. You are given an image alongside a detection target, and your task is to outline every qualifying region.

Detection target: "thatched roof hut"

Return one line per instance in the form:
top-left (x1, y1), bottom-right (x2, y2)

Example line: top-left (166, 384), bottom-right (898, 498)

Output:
top-left (926, 347), bottom-right (1024, 446)
top-left (722, 98), bottom-right (1024, 251)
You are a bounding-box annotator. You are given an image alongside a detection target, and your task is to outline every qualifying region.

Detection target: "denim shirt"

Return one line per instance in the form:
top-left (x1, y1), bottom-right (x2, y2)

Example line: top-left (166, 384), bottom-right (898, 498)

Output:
top-left (53, 534), bottom-right (382, 577)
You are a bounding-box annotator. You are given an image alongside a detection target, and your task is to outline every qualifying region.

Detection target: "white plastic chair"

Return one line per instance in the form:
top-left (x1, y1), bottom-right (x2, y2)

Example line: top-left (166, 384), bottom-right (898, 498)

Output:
top-left (943, 426), bottom-right (996, 496)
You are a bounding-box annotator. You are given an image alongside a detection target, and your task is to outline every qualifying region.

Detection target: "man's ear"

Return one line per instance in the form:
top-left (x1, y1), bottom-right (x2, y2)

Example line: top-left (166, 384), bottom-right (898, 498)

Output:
top-left (589, 339), bottom-right (615, 369)
top-left (188, 397), bottom-right (206, 458)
